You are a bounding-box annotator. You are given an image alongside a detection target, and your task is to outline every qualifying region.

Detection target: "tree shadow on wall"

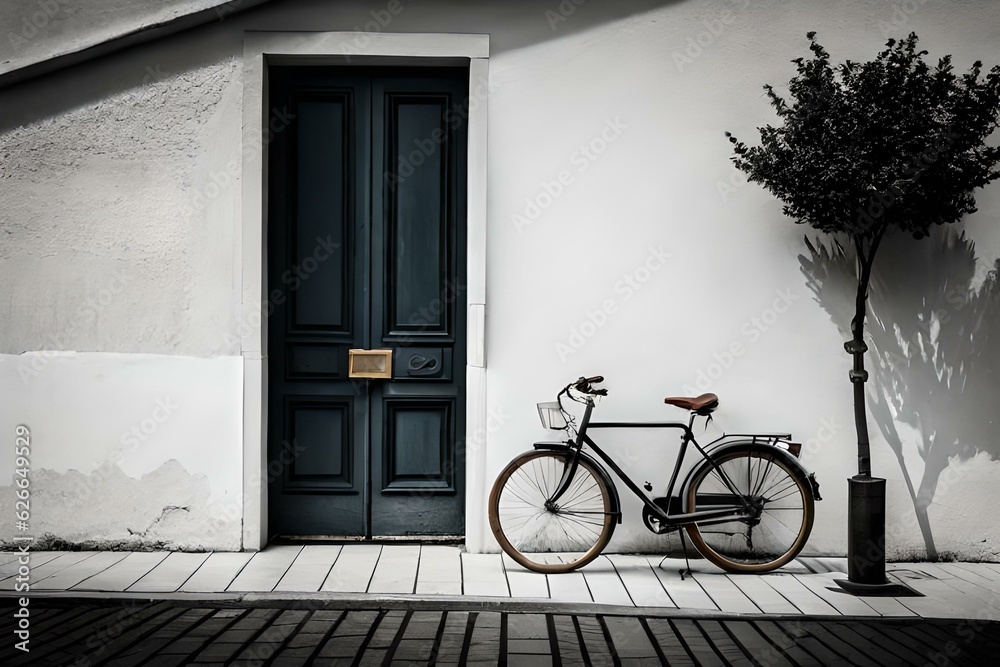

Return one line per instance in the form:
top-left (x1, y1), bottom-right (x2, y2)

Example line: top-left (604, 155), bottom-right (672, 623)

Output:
top-left (800, 229), bottom-right (1000, 559)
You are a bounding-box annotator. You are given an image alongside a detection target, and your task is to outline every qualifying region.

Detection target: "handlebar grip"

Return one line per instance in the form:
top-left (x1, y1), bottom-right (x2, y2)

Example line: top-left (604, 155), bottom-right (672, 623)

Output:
top-left (572, 376), bottom-right (607, 396)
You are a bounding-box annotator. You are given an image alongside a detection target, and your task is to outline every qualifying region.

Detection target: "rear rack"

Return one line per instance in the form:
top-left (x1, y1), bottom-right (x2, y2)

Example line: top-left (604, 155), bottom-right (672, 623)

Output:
top-left (704, 432), bottom-right (801, 458)
top-left (717, 432), bottom-right (792, 442)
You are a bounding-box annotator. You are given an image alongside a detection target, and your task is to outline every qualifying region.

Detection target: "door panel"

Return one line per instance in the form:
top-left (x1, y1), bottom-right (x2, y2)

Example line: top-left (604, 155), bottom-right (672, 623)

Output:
top-left (383, 399), bottom-right (456, 492)
top-left (370, 77), bottom-right (467, 536)
top-left (268, 75), bottom-right (371, 537)
top-left (282, 397), bottom-right (358, 493)
top-left (386, 99), bottom-right (448, 334)
top-left (267, 68), bottom-right (467, 539)
top-left (292, 98), bottom-right (349, 330)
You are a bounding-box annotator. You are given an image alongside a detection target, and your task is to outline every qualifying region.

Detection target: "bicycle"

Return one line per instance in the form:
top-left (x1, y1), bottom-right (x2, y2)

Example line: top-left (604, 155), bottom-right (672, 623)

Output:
top-left (488, 376), bottom-right (822, 574)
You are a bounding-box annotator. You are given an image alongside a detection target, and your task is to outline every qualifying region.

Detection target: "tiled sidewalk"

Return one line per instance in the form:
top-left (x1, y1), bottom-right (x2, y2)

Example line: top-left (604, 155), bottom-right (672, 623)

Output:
top-left (2, 546), bottom-right (999, 619)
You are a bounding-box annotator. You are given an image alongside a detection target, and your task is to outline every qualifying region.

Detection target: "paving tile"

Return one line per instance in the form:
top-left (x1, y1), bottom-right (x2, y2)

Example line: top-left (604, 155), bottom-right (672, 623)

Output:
top-left (574, 615), bottom-right (615, 666)
top-left (601, 616), bottom-right (659, 659)
top-left (193, 642), bottom-right (244, 662)
top-left (73, 552), bottom-right (169, 591)
top-left (507, 613), bottom-right (549, 640)
top-left (0, 551), bottom-right (102, 590)
top-left (128, 552), bottom-right (211, 593)
top-left (367, 610), bottom-right (406, 650)
top-left (749, 620), bottom-right (817, 667)
top-left (792, 573), bottom-right (880, 616)
top-left (505, 567), bottom-right (549, 599)
top-left (760, 573), bottom-right (839, 615)
top-left (551, 615), bottom-right (585, 665)
top-left (179, 552), bottom-right (254, 593)
top-left (607, 555), bottom-right (675, 608)
top-left (402, 610), bottom-right (442, 640)
top-left (796, 621), bottom-right (881, 666)
top-left (227, 546), bottom-right (302, 592)
top-left (671, 619), bottom-right (725, 667)
top-left (727, 573), bottom-right (800, 614)
top-left (0, 551), bottom-right (62, 578)
top-left (648, 557), bottom-right (718, 610)
top-left (273, 545), bottom-right (340, 592)
top-left (416, 545), bottom-right (463, 595)
top-left (580, 556), bottom-right (633, 606)
top-left (368, 545), bottom-right (420, 594)
top-left (461, 553), bottom-right (509, 597)
top-left (322, 544), bottom-right (382, 593)
top-left (466, 612), bottom-right (502, 662)
top-left (821, 621), bottom-right (909, 667)
top-left (106, 607), bottom-right (215, 664)
top-left (286, 631), bottom-right (326, 649)
top-left (432, 610), bottom-right (469, 664)
top-left (725, 621), bottom-right (792, 667)
top-left (319, 635), bottom-right (366, 658)
top-left (394, 638), bottom-right (435, 661)
top-left (35, 551), bottom-right (131, 590)
top-left (891, 576), bottom-right (982, 618)
top-left (697, 619), bottom-right (754, 666)
top-left (64, 604), bottom-right (184, 664)
top-left (693, 573), bottom-right (761, 614)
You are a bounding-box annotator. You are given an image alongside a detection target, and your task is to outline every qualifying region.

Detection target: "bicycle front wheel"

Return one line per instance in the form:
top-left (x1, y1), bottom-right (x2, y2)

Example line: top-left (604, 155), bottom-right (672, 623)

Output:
top-left (685, 447), bottom-right (814, 573)
top-left (489, 450), bottom-right (615, 573)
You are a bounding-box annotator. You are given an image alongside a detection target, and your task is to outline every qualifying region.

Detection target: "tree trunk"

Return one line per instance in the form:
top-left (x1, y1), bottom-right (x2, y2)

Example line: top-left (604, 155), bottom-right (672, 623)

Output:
top-left (850, 276), bottom-right (873, 477)
top-left (850, 229), bottom-right (887, 477)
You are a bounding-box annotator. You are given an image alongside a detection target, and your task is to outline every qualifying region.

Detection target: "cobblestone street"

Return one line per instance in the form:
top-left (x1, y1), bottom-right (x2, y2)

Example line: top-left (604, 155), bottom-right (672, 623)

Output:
top-left (3, 599), bottom-right (999, 666)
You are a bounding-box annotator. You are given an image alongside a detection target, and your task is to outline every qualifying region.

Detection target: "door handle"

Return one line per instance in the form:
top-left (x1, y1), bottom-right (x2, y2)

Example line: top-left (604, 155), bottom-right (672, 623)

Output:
top-left (406, 353), bottom-right (440, 376)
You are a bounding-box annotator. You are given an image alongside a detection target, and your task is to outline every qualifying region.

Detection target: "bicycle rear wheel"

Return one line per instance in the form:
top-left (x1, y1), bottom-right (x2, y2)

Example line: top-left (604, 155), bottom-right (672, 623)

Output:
top-left (489, 450), bottom-right (615, 573)
top-left (685, 447), bottom-right (814, 573)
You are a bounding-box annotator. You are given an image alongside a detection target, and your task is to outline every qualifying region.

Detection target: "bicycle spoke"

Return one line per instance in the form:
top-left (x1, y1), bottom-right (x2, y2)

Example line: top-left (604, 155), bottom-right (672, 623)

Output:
top-left (752, 456), bottom-right (775, 498)
top-left (491, 451), bottom-right (613, 571)
top-left (560, 480), bottom-right (599, 507)
top-left (688, 450), bottom-right (812, 570)
top-left (553, 513), bottom-right (605, 529)
top-left (504, 481), bottom-right (540, 508)
top-left (767, 488), bottom-right (804, 504)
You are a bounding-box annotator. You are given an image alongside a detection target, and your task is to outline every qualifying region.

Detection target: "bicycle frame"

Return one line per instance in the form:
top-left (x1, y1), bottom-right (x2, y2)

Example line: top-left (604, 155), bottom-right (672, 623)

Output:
top-left (547, 398), bottom-right (777, 529)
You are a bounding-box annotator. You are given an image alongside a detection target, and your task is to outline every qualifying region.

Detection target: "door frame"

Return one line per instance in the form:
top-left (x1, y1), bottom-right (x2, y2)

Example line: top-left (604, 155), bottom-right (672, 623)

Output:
top-left (240, 32), bottom-right (490, 551)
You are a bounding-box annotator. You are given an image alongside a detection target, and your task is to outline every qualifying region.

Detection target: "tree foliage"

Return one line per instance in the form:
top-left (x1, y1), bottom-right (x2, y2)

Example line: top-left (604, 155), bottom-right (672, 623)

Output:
top-left (729, 32), bottom-right (1000, 482)
top-left (727, 32), bottom-right (1000, 240)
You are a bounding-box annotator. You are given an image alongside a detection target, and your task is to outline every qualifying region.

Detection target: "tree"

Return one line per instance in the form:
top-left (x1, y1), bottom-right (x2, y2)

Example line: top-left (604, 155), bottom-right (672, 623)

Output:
top-left (726, 32), bottom-right (1000, 584)
top-left (801, 231), bottom-right (1000, 559)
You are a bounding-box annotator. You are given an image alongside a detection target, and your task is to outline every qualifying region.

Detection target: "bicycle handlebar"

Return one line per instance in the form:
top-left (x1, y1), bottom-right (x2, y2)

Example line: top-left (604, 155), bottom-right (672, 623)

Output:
top-left (571, 376), bottom-right (607, 396)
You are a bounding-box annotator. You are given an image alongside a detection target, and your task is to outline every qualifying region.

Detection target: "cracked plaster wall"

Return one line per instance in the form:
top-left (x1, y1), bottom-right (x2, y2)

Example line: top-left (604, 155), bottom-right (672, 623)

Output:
top-left (0, 353), bottom-right (242, 550)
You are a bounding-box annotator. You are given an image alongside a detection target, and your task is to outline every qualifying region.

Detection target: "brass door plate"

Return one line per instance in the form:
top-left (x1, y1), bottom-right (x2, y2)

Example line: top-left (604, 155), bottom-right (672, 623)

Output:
top-left (348, 349), bottom-right (393, 379)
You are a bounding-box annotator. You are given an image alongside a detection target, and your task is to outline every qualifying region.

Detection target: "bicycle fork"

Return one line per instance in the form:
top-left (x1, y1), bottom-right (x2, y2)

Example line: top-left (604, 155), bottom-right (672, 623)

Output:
top-left (545, 443), bottom-right (584, 510)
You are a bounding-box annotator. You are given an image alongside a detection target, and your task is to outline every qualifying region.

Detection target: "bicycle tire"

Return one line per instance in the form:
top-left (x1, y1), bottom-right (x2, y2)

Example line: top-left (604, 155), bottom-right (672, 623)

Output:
top-left (489, 450), bottom-right (615, 574)
top-left (685, 446), bottom-right (814, 573)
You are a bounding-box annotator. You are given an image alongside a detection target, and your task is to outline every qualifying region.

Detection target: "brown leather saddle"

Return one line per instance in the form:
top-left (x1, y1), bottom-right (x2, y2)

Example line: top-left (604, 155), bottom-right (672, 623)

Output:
top-left (664, 393), bottom-right (719, 415)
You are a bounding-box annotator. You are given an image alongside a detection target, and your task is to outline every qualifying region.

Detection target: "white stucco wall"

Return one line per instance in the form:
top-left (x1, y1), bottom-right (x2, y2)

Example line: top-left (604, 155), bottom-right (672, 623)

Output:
top-left (1, 0), bottom-right (998, 557)
top-left (0, 353), bottom-right (243, 549)
top-left (0, 0), bottom-right (262, 79)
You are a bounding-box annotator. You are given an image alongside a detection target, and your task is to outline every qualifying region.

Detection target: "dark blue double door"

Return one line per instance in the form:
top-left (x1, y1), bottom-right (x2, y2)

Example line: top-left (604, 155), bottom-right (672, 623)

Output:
top-left (267, 67), bottom-right (467, 538)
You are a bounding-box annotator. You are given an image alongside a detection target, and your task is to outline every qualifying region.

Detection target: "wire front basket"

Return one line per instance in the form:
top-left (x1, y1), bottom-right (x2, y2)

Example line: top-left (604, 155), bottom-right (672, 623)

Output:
top-left (537, 402), bottom-right (568, 430)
